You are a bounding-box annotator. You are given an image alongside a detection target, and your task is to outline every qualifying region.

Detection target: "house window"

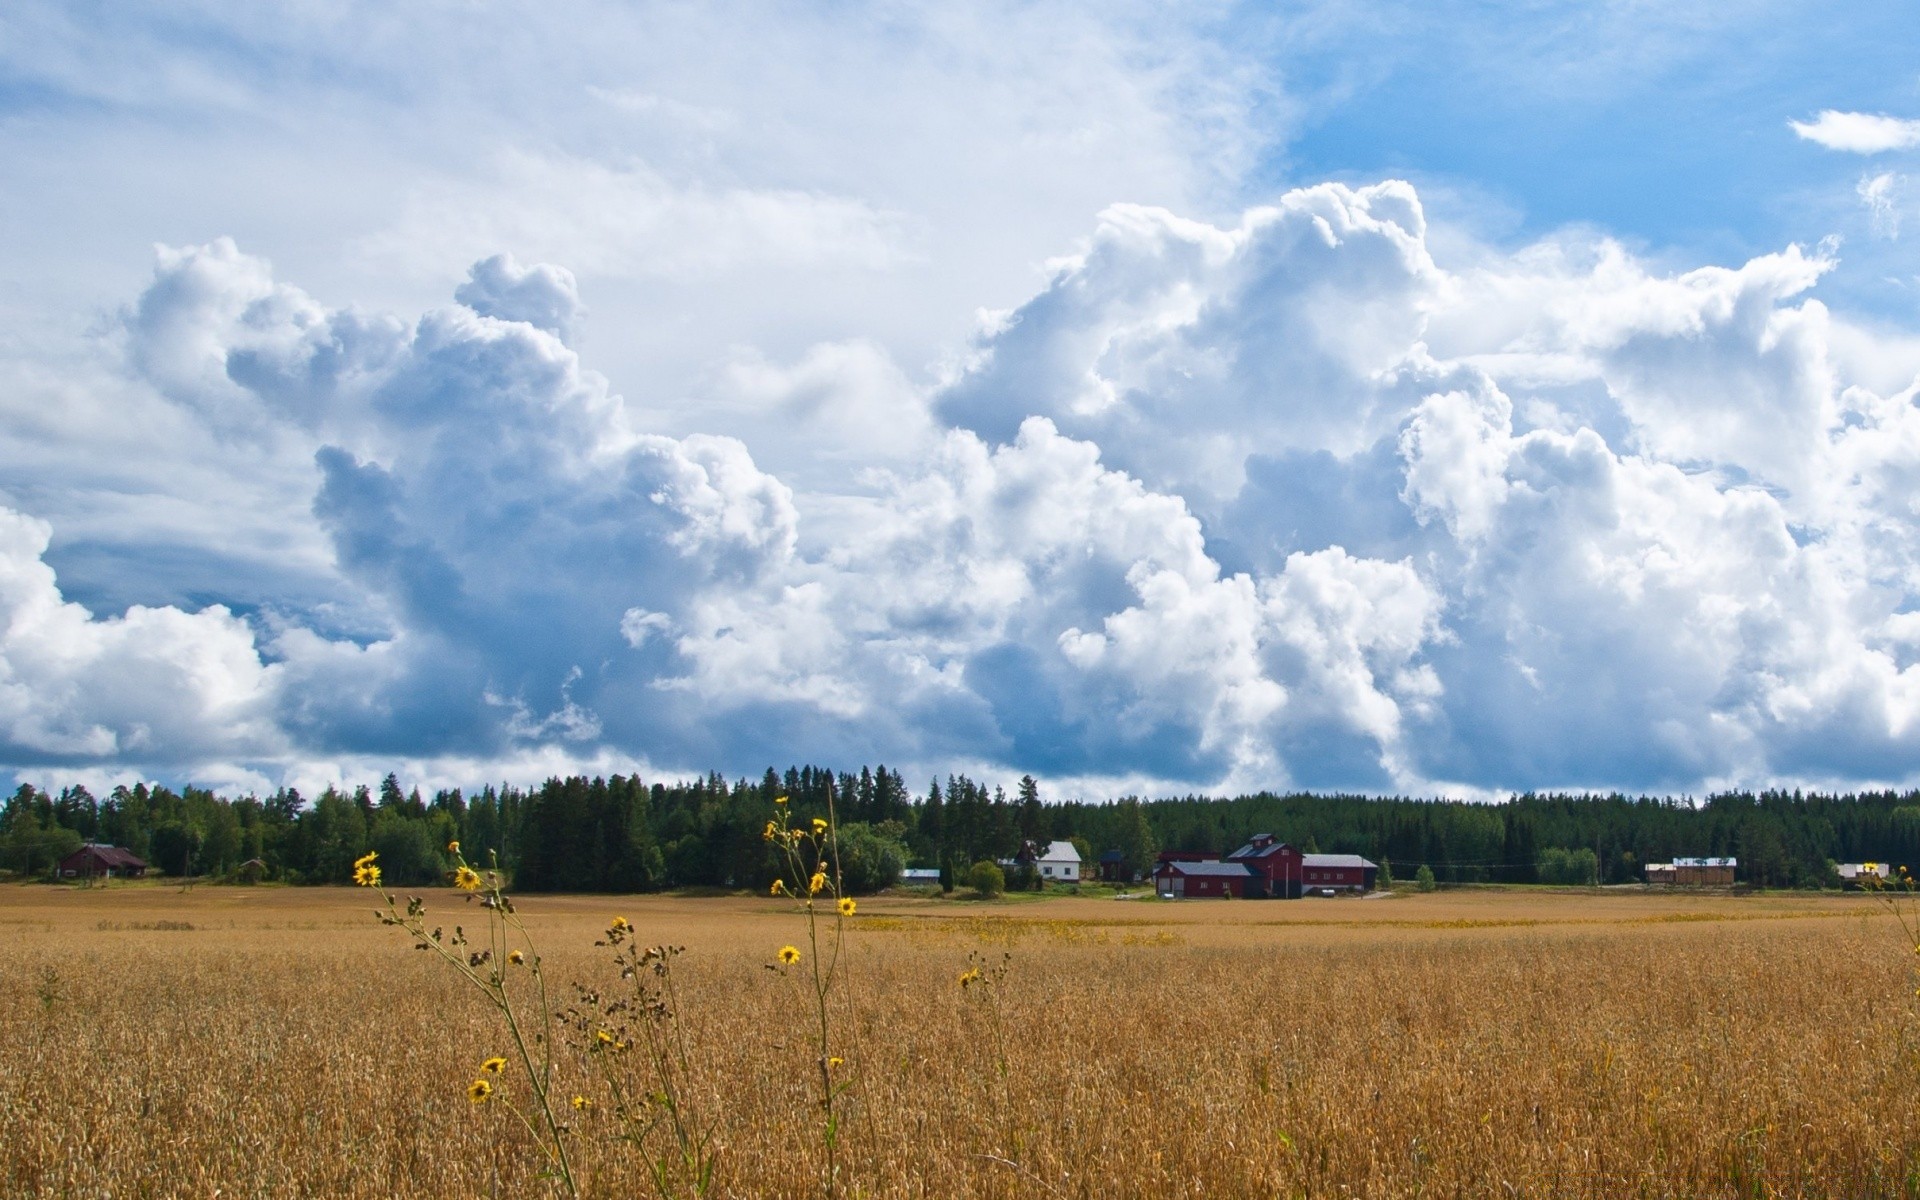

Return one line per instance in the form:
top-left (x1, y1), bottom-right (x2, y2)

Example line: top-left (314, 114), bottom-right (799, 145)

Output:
top-left (1043, 866), bottom-right (1052, 875)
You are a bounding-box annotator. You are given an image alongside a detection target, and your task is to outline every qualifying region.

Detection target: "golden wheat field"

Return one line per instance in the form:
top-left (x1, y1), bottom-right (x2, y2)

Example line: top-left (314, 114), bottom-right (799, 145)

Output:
top-left (4, 881), bottom-right (1919, 1199)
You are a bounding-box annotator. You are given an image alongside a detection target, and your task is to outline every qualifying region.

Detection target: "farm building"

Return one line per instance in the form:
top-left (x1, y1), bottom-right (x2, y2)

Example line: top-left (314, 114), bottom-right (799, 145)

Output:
top-left (1645, 857), bottom-right (1737, 886)
top-left (1226, 833), bottom-right (1304, 898)
top-left (1301, 853), bottom-right (1377, 893)
top-left (58, 843), bottom-right (148, 880)
top-left (899, 867), bottom-right (942, 888)
top-left (1155, 837), bottom-right (1380, 899)
top-left (1154, 859), bottom-right (1254, 898)
top-left (1097, 849), bottom-right (1128, 882)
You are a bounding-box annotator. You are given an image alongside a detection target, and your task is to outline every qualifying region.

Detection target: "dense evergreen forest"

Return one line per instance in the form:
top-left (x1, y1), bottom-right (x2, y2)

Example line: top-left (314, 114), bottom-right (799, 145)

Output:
top-left (4, 764), bottom-right (1919, 892)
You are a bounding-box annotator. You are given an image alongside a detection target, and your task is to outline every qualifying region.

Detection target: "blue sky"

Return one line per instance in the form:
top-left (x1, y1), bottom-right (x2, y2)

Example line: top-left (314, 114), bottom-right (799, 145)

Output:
top-left (3, 1), bottom-right (1920, 799)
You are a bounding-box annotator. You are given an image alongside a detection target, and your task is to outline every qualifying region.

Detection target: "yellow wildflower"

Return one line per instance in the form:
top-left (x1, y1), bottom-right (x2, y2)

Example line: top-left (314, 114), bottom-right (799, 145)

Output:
top-left (480, 1056), bottom-right (507, 1075)
top-left (828, 1056), bottom-right (844, 1068)
top-left (571, 1095), bottom-right (592, 1112)
top-left (764, 820), bottom-right (779, 842)
top-left (452, 865), bottom-right (483, 892)
top-left (352, 854), bottom-right (382, 888)
top-left (508, 950), bottom-right (525, 966)
top-left (468, 1078), bottom-right (493, 1104)
top-left (774, 795), bottom-right (788, 805)
top-left (959, 968), bottom-right (981, 988)
top-left (595, 1029), bottom-right (615, 1046)
top-left (838, 897), bottom-right (856, 917)
top-left (812, 817), bottom-right (829, 835)
top-left (778, 945), bottom-right (802, 966)
top-left (447, 840), bottom-right (460, 853)
top-left (610, 916), bottom-right (630, 932)
top-left (808, 871), bottom-right (828, 896)
top-left (771, 879), bottom-right (786, 896)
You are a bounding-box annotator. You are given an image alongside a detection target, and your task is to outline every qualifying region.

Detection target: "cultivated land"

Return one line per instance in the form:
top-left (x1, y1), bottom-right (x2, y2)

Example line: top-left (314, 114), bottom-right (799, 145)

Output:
top-left (3, 883), bottom-right (1917, 1197)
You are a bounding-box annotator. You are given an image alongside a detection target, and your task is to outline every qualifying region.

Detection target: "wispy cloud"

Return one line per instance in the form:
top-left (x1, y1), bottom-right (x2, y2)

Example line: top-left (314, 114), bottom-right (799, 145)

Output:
top-left (1790, 110), bottom-right (1920, 154)
top-left (1859, 171), bottom-right (1905, 238)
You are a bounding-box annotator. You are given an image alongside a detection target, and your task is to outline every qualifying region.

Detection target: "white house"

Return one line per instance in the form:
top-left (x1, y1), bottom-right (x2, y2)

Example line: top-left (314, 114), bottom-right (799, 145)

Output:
top-left (1036, 840), bottom-right (1081, 882)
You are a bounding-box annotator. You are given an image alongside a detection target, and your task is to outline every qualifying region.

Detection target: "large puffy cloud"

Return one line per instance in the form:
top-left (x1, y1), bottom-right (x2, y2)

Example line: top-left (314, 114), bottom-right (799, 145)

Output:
top-left (0, 507), bottom-right (280, 768)
top-left (18, 171), bottom-right (1920, 795)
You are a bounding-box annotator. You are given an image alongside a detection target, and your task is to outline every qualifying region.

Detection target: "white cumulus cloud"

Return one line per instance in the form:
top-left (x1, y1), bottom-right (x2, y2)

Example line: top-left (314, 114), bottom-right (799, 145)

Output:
top-left (1790, 110), bottom-right (1920, 154)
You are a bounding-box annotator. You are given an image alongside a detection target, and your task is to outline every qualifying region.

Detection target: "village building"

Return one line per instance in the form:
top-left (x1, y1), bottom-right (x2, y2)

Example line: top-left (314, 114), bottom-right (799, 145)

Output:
top-left (57, 843), bottom-right (148, 881)
top-left (1035, 840), bottom-right (1081, 883)
top-left (1096, 849), bottom-right (1129, 882)
top-left (1644, 857), bottom-right (1737, 886)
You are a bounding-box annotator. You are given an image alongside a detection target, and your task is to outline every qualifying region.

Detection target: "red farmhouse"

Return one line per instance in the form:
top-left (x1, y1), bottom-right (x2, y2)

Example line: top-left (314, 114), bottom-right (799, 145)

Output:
top-left (58, 843), bottom-right (148, 880)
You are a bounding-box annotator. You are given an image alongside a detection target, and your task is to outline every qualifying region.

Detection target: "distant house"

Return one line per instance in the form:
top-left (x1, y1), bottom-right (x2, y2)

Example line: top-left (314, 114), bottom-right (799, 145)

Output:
top-left (1036, 840), bottom-right (1081, 883)
top-left (1838, 862), bottom-right (1890, 888)
top-left (1155, 859), bottom-right (1254, 898)
top-left (899, 867), bottom-right (943, 888)
top-left (58, 843), bottom-right (148, 881)
top-left (1645, 857), bottom-right (1737, 886)
top-left (1097, 849), bottom-right (1128, 882)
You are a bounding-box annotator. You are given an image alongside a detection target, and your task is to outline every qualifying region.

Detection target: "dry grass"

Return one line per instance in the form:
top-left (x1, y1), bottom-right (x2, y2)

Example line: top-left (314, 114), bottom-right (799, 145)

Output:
top-left (3, 883), bottom-right (1917, 1198)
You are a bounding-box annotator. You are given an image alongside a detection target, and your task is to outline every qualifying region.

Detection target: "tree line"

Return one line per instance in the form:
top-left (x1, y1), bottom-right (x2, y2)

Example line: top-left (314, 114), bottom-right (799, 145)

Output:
top-left (4, 767), bottom-right (1917, 892)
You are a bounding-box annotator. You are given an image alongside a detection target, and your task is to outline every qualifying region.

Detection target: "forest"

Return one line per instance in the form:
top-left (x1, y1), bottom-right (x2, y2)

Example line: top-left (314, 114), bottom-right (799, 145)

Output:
top-left (2, 763), bottom-right (1916, 892)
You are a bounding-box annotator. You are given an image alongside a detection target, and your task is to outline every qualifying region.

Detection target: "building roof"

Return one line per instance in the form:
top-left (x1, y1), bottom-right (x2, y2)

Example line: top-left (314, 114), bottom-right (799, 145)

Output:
top-left (1098, 849), bottom-right (1125, 863)
top-left (899, 868), bottom-right (941, 882)
top-left (1226, 837), bottom-right (1293, 860)
top-left (1039, 840), bottom-right (1081, 863)
top-left (65, 843), bottom-right (147, 869)
top-left (1164, 860), bottom-right (1254, 878)
top-left (1302, 853), bottom-right (1376, 869)
top-left (1670, 857), bottom-right (1737, 868)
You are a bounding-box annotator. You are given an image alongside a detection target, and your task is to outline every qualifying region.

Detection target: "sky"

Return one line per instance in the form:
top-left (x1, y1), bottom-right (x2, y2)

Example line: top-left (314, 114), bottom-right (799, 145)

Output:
top-left (5, 1), bottom-right (1920, 800)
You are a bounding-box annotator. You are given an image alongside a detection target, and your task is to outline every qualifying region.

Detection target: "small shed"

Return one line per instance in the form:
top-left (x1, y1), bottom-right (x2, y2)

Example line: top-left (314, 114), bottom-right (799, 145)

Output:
top-left (58, 843), bottom-right (148, 880)
top-left (1097, 849), bottom-right (1128, 882)
top-left (899, 867), bottom-right (943, 888)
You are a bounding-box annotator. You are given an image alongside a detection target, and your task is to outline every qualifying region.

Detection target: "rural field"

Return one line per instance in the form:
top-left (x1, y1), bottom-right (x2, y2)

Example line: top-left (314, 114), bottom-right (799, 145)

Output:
top-left (3, 882), bottom-right (1918, 1198)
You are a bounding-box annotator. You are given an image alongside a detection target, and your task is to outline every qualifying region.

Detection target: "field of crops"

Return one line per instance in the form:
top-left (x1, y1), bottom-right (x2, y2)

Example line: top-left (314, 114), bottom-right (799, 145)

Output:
top-left (3, 881), bottom-right (1918, 1198)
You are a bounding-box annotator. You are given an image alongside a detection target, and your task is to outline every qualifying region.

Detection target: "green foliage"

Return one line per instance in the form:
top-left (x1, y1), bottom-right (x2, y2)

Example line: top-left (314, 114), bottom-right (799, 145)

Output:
top-left (832, 821), bottom-right (907, 894)
top-left (1415, 864), bottom-right (1437, 892)
top-left (1538, 847), bottom-right (1599, 886)
top-left (966, 860), bottom-right (1005, 897)
top-left (15, 766), bottom-right (1920, 898)
top-left (150, 820), bottom-right (203, 877)
top-left (370, 811), bottom-right (445, 887)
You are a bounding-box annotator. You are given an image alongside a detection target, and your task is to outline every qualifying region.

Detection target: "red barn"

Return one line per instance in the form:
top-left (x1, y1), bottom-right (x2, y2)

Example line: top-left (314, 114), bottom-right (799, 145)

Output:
top-left (1154, 859), bottom-right (1254, 898)
top-left (1299, 853), bottom-right (1376, 893)
top-left (1226, 833), bottom-right (1306, 899)
top-left (58, 843), bottom-right (148, 880)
